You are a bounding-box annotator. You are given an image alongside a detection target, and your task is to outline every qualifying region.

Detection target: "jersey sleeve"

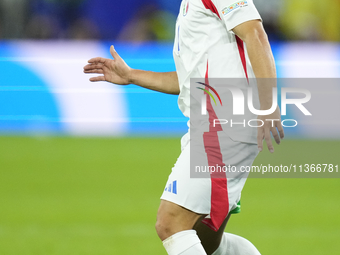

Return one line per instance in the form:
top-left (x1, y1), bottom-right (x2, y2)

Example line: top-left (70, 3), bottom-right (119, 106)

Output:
top-left (212, 0), bottom-right (262, 31)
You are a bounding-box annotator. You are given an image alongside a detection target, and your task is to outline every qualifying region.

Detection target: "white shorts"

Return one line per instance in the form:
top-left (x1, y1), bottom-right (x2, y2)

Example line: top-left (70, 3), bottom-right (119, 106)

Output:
top-left (161, 132), bottom-right (258, 231)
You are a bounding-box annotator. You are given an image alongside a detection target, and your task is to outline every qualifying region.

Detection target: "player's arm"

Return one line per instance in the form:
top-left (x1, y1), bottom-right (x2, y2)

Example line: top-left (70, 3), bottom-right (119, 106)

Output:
top-left (232, 20), bottom-right (284, 153)
top-left (83, 45), bottom-right (180, 95)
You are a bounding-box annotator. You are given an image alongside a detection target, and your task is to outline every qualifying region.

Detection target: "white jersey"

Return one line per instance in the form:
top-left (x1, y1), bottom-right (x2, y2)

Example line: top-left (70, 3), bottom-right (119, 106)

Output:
top-left (173, 0), bottom-right (262, 146)
top-left (162, 0), bottom-right (263, 231)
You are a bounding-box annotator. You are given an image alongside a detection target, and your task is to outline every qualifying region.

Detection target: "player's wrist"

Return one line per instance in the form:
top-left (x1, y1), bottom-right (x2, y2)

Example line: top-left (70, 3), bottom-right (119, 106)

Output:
top-left (126, 68), bottom-right (136, 85)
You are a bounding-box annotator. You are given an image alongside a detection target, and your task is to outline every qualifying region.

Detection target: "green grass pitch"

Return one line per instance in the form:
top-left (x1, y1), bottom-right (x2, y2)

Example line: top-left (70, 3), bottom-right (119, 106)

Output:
top-left (0, 136), bottom-right (339, 255)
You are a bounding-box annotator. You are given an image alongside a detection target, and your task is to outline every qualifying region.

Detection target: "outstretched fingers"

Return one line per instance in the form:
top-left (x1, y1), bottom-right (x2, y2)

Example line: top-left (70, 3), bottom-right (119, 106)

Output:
top-left (84, 67), bottom-right (104, 74)
top-left (84, 62), bottom-right (103, 69)
top-left (84, 60), bottom-right (106, 81)
top-left (83, 61), bottom-right (106, 77)
top-left (84, 45), bottom-right (130, 84)
top-left (88, 57), bottom-right (106, 64)
top-left (86, 70), bottom-right (104, 75)
top-left (89, 76), bottom-right (106, 82)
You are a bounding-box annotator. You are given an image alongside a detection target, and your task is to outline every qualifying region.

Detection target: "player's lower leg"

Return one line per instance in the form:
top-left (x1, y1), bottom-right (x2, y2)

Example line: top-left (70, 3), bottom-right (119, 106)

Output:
top-left (162, 230), bottom-right (207, 255)
top-left (156, 200), bottom-right (207, 255)
top-left (212, 233), bottom-right (261, 255)
top-left (194, 214), bottom-right (261, 255)
top-left (193, 214), bottom-right (231, 255)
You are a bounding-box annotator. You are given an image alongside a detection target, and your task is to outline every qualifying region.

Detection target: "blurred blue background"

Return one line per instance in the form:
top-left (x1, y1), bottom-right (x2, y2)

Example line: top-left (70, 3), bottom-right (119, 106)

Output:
top-left (0, 0), bottom-right (340, 138)
top-left (1, 0), bottom-right (339, 41)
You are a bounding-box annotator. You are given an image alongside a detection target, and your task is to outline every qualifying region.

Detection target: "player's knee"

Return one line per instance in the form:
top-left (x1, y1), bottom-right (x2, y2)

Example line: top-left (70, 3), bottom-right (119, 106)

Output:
top-left (155, 206), bottom-right (189, 241)
top-left (155, 200), bottom-right (203, 241)
top-left (155, 213), bottom-right (174, 241)
top-left (155, 201), bottom-right (182, 240)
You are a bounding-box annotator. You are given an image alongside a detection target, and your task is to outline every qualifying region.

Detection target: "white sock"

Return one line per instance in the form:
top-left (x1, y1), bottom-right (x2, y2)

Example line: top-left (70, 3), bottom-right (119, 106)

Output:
top-left (163, 230), bottom-right (207, 255)
top-left (212, 233), bottom-right (261, 255)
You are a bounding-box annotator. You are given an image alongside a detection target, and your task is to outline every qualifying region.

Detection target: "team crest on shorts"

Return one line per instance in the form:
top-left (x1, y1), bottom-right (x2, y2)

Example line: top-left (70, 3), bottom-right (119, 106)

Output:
top-left (183, 0), bottom-right (189, 16)
top-left (222, 1), bottom-right (248, 15)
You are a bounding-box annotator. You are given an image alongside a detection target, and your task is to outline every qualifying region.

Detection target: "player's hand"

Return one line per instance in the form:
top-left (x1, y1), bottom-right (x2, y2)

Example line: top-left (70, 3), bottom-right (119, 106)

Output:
top-left (257, 106), bottom-right (284, 153)
top-left (83, 45), bottom-right (131, 85)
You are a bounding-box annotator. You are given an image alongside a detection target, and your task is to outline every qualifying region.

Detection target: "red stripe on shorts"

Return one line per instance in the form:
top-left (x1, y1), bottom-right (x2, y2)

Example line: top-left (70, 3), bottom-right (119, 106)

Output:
top-left (236, 35), bottom-right (249, 82)
top-left (201, 61), bottom-right (230, 232)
